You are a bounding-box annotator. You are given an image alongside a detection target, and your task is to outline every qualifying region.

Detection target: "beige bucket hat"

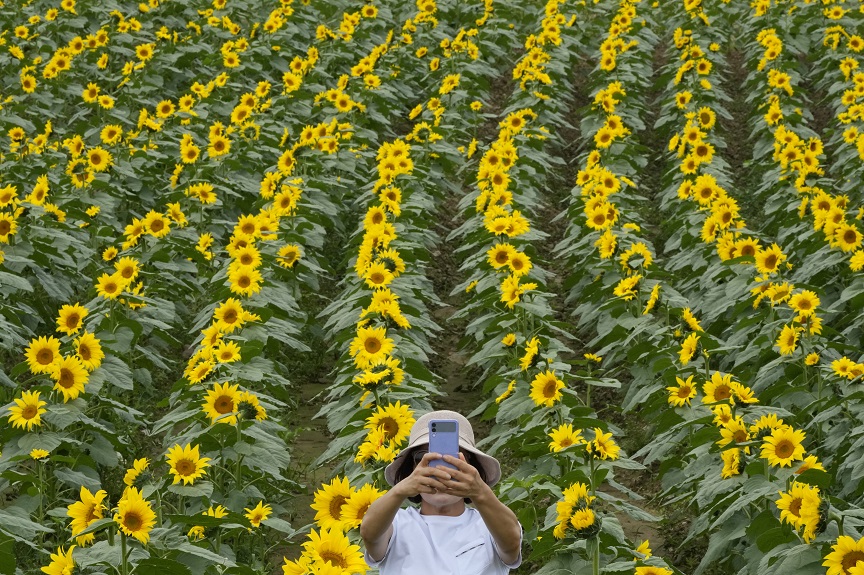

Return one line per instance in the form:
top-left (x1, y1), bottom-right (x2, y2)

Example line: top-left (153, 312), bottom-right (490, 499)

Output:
top-left (384, 410), bottom-right (501, 487)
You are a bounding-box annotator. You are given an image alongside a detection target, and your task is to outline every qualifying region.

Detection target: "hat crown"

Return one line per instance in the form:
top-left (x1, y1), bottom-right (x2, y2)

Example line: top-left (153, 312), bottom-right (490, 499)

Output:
top-left (410, 410), bottom-right (474, 447)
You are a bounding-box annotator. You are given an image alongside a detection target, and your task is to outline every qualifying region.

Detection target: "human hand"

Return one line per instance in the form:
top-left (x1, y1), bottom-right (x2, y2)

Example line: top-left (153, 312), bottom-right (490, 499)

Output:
top-left (392, 452), bottom-right (456, 499)
top-left (436, 453), bottom-right (489, 502)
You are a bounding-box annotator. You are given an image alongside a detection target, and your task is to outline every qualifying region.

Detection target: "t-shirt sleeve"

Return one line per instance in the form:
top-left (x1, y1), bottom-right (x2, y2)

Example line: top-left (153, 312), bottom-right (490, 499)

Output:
top-left (364, 510), bottom-right (399, 568)
top-left (492, 521), bottom-right (523, 570)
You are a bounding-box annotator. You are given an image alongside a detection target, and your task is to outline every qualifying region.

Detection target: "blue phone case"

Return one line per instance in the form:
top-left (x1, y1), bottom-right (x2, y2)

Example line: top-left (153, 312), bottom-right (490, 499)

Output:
top-left (428, 419), bottom-right (459, 471)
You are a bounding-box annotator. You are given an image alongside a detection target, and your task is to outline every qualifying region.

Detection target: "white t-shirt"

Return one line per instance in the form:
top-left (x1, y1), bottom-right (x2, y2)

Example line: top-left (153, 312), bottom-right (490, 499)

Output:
top-left (364, 506), bottom-right (523, 575)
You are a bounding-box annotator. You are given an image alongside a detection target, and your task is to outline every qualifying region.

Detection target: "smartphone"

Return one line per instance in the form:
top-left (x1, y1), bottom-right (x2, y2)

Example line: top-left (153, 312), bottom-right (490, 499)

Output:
top-left (428, 419), bottom-right (459, 471)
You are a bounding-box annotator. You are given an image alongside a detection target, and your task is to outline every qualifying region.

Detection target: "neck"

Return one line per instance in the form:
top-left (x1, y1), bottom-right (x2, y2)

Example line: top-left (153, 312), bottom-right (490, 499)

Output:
top-left (419, 499), bottom-right (466, 517)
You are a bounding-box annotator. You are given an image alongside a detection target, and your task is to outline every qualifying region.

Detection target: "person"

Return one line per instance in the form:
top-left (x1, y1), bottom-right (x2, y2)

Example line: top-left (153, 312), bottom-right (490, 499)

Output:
top-left (360, 410), bottom-right (523, 574)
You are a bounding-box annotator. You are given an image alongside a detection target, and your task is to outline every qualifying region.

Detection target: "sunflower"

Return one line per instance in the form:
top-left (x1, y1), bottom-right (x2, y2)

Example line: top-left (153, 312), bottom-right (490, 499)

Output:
top-left (206, 133), bottom-right (231, 159)
top-left (718, 418), bottom-right (751, 451)
top-left (720, 448), bottom-right (742, 479)
top-left (187, 505), bottom-right (228, 540)
top-left (363, 262), bottom-right (394, 290)
top-left (123, 457), bottom-right (150, 486)
top-left (166, 443), bottom-right (211, 485)
top-left (776, 481), bottom-right (821, 538)
top-left (113, 257), bottom-right (140, 282)
top-left (67, 486), bottom-right (108, 546)
top-left (31, 448), bottom-right (50, 460)
top-left (635, 568), bottom-right (673, 575)
top-left (74, 332), bottom-right (104, 371)
top-left (776, 324), bottom-right (800, 355)
top-left (95, 272), bottom-right (125, 300)
top-left (244, 500), bottom-right (273, 528)
top-left (51, 355), bottom-right (89, 402)
top-left (508, 251), bottom-right (532, 277)
top-left (340, 484), bottom-right (384, 530)
top-left (824, 535), bottom-right (864, 575)
top-left (835, 223), bottom-right (863, 252)
top-left (213, 298), bottom-right (247, 333)
top-left (678, 333), bottom-right (699, 365)
top-left (666, 375), bottom-right (697, 406)
top-left (114, 486), bottom-right (157, 544)
top-left (56, 303), bottom-right (88, 336)
top-left (702, 371), bottom-right (734, 404)
top-left (213, 341), bottom-right (241, 363)
top-left (734, 237), bottom-right (760, 258)
top-left (302, 527), bottom-right (368, 574)
top-left (696, 106), bottom-right (716, 130)
top-left (202, 381), bottom-right (240, 425)
top-left (587, 427), bottom-right (620, 460)
top-left (365, 401), bottom-right (414, 445)
top-left (754, 243), bottom-right (786, 275)
top-left (486, 243), bottom-right (516, 269)
top-left (87, 147), bottom-right (112, 172)
top-left (100, 124), bottom-right (122, 145)
top-left (350, 325), bottom-right (394, 369)
top-left (0, 212), bottom-right (18, 243)
top-left (7, 389), bottom-right (47, 431)
top-left (761, 425), bottom-right (806, 467)
top-left (569, 508), bottom-right (596, 532)
top-left (237, 390), bottom-right (267, 421)
top-left (519, 336), bottom-right (540, 371)
top-left (529, 370), bottom-right (565, 407)
top-left (228, 265), bottom-right (262, 296)
top-left (548, 423), bottom-right (585, 452)
top-left (40, 545), bottom-right (76, 575)
top-left (789, 290), bottom-right (819, 317)
top-left (25, 335), bottom-right (62, 374)
top-left (311, 476), bottom-right (355, 532)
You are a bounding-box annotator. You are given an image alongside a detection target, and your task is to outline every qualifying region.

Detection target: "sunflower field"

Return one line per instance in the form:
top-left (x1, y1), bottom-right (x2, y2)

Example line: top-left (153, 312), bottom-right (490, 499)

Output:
top-left (2, 0), bottom-right (864, 573)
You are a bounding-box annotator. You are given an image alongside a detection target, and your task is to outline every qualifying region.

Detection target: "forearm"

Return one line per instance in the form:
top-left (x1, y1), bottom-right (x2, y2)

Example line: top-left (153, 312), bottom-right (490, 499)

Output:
top-left (359, 486), bottom-right (405, 544)
top-left (472, 486), bottom-right (522, 560)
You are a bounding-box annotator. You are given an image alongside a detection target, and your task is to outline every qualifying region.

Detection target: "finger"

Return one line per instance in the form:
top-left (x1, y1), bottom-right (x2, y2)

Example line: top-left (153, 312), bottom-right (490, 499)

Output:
top-left (417, 466), bottom-right (450, 480)
top-left (443, 454), bottom-right (472, 472)
top-left (418, 452), bottom-right (442, 467)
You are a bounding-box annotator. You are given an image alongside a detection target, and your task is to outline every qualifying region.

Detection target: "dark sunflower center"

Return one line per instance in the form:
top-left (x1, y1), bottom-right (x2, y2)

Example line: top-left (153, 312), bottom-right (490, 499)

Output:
top-left (775, 440), bottom-right (794, 459)
top-left (789, 498), bottom-right (802, 517)
top-left (842, 551), bottom-right (864, 573)
top-left (329, 495), bottom-right (346, 519)
top-left (319, 551), bottom-right (347, 569)
top-left (175, 459), bottom-right (196, 476)
top-left (214, 396), bottom-right (233, 414)
top-left (37, 348), bottom-right (54, 365)
top-left (124, 512), bottom-right (143, 531)
top-left (364, 338), bottom-right (381, 354)
top-left (58, 368), bottom-right (74, 388)
top-left (22, 405), bottom-right (37, 419)
top-left (379, 417), bottom-right (398, 439)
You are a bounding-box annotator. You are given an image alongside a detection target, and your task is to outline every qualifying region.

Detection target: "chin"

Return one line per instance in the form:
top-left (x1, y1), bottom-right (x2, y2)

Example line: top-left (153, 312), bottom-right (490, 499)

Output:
top-left (420, 491), bottom-right (463, 506)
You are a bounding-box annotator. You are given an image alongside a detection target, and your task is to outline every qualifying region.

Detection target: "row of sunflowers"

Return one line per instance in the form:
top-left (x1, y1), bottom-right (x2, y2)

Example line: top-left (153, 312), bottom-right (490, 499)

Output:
top-left (4, 0), bottom-right (864, 574)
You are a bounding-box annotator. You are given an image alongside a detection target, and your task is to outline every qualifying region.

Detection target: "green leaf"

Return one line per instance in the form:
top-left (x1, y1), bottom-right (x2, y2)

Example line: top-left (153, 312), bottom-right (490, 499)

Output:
top-left (134, 558), bottom-right (192, 575)
top-left (173, 542), bottom-right (236, 566)
top-left (0, 533), bottom-right (14, 575)
top-left (167, 481), bottom-right (213, 498)
top-left (69, 517), bottom-right (114, 540)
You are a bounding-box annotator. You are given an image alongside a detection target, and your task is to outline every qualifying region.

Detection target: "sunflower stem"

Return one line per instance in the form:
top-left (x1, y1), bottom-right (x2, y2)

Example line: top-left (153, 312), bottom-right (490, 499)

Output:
top-left (37, 462), bottom-right (45, 545)
top-left (591, 535), bottom-right (600, 575)
top-left (154, 487), bottom-right (163, 525)
top-left (120, 532), bottom-right (129, 575)
top-left (235, 421), bottom-right (244, 490)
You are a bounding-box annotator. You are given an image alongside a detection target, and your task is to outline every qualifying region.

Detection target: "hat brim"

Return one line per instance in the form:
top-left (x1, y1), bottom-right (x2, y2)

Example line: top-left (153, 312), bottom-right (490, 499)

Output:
top-left (384, 433), bottom-right (501, 488)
